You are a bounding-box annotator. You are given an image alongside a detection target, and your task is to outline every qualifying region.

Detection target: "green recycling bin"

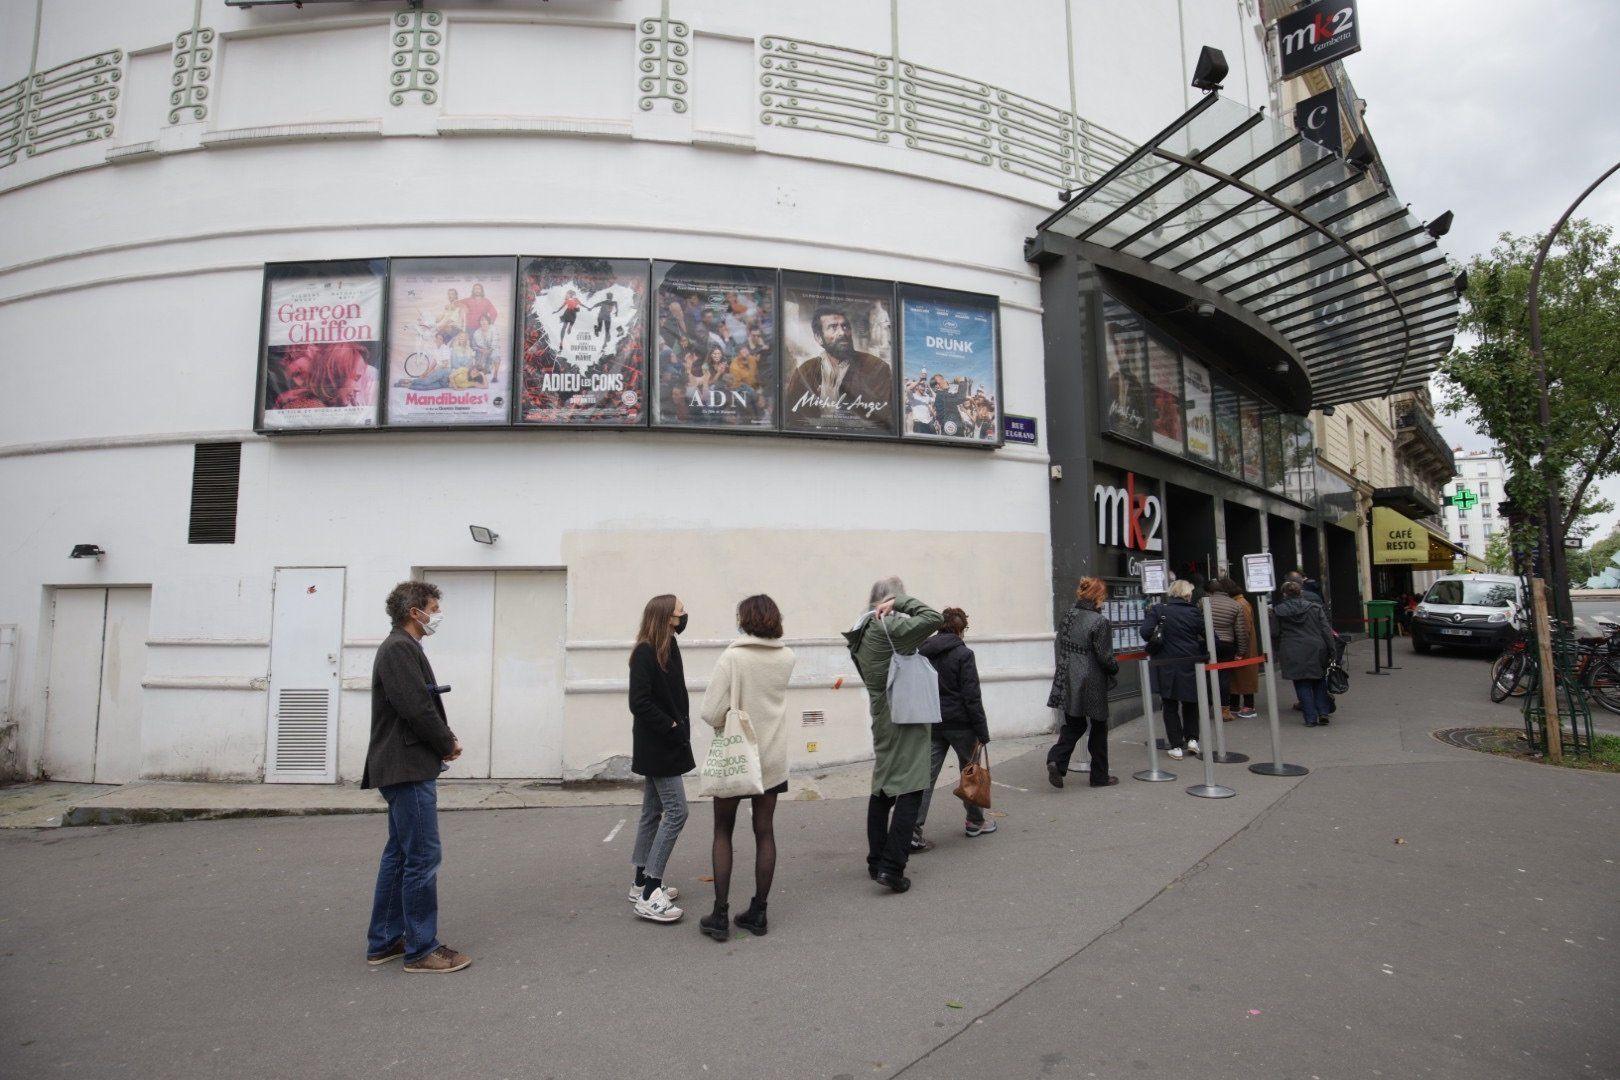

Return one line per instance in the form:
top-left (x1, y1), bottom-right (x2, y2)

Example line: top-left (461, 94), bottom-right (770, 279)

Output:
top-left (1364, 599), bottom-right (1396, 639)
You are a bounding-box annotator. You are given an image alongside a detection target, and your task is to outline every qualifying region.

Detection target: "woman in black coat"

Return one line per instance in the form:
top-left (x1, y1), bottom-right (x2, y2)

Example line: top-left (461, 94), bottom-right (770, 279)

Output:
top-left (1045, 577), bottom-right (1120, 788)
top-left (1140, 579), bottom-right (1208, 759)
top-left (1270, 580), bottom-right (1339, 727)
top-left (627, 593), bottom-right (694, 924)
top-left (914, 607), bottom-right (996, 844)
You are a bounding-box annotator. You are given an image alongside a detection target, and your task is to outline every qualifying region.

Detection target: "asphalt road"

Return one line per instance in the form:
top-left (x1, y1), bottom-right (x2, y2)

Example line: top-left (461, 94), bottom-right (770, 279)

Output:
top-left (1, 642), bottom-right (1615, 1080)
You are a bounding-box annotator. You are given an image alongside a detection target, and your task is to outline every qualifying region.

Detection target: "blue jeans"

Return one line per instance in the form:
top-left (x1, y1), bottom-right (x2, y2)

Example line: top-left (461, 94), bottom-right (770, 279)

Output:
top-left (368, 780), bottom-right (442, 962)
top-left (1293, 679), bottom-right (1332, 725)
top-left (631, 775), bottom-right (689, 881)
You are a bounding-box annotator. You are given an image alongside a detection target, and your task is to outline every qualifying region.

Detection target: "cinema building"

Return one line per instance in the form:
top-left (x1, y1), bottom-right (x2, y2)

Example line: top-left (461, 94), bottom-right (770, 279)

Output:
top-left (0, 0), bottom-right (1456, 785)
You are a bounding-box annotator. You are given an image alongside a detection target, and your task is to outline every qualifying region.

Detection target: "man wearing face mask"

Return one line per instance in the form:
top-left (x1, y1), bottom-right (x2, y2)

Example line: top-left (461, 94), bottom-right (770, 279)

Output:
top-left (362, 581), bottom-right (470, 973)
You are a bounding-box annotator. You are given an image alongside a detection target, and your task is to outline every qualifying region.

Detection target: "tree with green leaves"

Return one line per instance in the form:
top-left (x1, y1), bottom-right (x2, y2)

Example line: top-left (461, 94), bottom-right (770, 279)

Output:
top-left (1482, 532), bottom-right (1512, 574)
top-left (1440, 220), bottom-right (1620, 541)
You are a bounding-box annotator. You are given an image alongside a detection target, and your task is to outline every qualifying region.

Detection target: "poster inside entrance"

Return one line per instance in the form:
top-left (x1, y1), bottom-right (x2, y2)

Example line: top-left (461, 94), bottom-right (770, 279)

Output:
top-left (1182, 356), bottom-right (1214, 463)
top-left (1100, 295), bottom-right (1151, 444)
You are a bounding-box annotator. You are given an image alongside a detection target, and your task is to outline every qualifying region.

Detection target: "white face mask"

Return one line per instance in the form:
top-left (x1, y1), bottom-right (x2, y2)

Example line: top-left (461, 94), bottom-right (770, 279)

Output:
top-left (416, 609), bottom-right (444, 636)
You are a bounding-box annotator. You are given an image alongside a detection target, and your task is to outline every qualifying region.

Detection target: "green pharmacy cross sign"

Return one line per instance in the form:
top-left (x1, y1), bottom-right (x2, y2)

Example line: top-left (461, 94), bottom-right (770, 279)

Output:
top-left (1450, 488), bottom-right (1478, 511)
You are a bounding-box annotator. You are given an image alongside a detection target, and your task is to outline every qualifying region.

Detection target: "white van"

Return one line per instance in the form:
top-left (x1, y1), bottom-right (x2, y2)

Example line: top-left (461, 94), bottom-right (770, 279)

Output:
top-left (1410, 573), bottom-right (1522, 653)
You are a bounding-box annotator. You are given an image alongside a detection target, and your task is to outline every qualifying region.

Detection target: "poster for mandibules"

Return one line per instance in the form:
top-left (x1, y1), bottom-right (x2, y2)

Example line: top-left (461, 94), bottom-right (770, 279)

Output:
top-left (653, 262), bottom-right (778, 430)
top-left (898, 286), bottom-right (1000, 445)
top-left (258, 260), bottom-right (386, 430)
top-left (780, 272), bottom-right (896, 437)
top-left (386, 257), bottom-right (515, 426)
top-left (518, 257), bottom-right (648, 426)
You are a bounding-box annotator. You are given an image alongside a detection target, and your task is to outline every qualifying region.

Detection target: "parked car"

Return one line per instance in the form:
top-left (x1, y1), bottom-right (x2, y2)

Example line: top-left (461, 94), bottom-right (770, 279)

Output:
top-left (1411, 573), bottom-right (1523, 654)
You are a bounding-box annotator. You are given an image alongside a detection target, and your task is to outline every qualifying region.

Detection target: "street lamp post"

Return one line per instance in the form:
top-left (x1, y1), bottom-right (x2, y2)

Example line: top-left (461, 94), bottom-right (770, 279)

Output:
top-left (1527, 159), bottom-right (1620, 626)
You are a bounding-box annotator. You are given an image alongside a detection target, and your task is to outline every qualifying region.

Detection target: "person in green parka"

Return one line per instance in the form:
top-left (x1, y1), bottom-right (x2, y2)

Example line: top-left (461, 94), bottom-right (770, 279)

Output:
top-left (843, 576), bottom-right (942, 893)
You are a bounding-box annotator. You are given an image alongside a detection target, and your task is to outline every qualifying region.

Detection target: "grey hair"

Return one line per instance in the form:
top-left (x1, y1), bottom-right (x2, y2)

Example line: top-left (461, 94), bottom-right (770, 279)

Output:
top-left (1167, 579), bottom-right (1195, 601)
top-left (867, 576), bottom-right (905, 608)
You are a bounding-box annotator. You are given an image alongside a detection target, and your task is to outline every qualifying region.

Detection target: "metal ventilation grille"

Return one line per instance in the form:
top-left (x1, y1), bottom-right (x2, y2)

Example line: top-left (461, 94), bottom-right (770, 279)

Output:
top-left (188, 442), bottom-right (241, 544)
top-left (273, 688), bottom-right (330, 772)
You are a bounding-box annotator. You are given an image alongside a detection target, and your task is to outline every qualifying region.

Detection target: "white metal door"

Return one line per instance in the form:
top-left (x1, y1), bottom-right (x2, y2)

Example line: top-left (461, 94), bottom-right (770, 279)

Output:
top-left (91, 588), bottom-right (151, 784)
top-left (422, 571), bottom-right (496, 778)
top-left (491, 571), bottom-right (566, 779)
top-left (265, 568), bottom-right (344, 783)
top-left (42, 589), bottom-right (112, 782)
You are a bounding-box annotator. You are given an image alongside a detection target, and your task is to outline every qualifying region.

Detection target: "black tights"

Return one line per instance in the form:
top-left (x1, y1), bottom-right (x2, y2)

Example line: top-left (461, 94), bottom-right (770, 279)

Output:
top-left (711, 792), bottom-right (778, 909)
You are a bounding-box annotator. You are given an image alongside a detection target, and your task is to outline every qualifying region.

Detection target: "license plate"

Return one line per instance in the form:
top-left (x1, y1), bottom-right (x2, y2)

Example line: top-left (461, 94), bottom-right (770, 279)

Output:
top-left (1440, 628), bottom-right (1473, 636)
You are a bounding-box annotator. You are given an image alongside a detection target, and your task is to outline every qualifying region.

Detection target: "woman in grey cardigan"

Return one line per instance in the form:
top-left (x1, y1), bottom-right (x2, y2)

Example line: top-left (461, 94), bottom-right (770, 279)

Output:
top-left (1045, 577), bottom-right (1120, 788)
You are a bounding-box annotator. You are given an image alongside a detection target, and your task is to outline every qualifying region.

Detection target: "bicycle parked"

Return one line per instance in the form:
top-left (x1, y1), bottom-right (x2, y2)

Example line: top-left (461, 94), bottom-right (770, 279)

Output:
top-left (1490, 618), bottom-right (1620, 714)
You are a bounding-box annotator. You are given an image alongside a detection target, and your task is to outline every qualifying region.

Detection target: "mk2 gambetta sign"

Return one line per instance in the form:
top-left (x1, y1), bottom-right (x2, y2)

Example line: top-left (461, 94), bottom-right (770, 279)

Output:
top-left (1276, 0), bottom-right (1361, 79)
top-left (1095, 472), bottom-right (1164, 553)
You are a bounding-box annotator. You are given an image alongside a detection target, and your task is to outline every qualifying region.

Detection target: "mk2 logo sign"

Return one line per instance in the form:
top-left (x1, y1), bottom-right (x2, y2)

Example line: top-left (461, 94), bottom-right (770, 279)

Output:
top-left (1095, 472), bottom-right (1164, 553)
top-left (1277, 0), bottom-right (1361, 79)
top-left (1293, 88), bottom-right (1342, 156)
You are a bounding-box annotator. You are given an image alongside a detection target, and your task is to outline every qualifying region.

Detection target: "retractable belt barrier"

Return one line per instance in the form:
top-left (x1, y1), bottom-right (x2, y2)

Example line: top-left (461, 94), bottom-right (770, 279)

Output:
top-left (1199, 600), bottom-right (1249, 768)
top-left (1112, 650), bottom-right (1175, 783)
top-left (1338, 615), bottom-right (1398, 676)
top-left (1251, 594), bottom-right (1309, 778)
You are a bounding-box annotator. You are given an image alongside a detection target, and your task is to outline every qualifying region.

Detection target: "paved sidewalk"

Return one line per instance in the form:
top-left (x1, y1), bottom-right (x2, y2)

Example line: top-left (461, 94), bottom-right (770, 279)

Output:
top-left (0, 639), bottom-right (1614, 1080)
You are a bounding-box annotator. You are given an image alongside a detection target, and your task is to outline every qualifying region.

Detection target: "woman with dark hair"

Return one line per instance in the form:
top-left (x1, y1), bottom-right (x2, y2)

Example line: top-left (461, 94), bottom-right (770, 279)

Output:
top-left (274, 343), bottom-right (375, 409)
top-left (913, 606), bottom-right (994, 847)
top-left (1045, 577), bottom-right (1120, 788)
top-left (1225, 578), bottom-right (1261, 718)
top-left (696, 595), bottom-right (796, 942)
top-left (1206, 576), bottom-right (1252, 722)
top-left (628, 594), bottom-right (694, 923)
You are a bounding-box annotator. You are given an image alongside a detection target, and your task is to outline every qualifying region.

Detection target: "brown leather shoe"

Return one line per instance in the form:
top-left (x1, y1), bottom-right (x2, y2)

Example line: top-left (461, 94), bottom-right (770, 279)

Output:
top-left (366, 938), bottom-right (405, 966)
top-left (404, 945), bottom-right (472, 973)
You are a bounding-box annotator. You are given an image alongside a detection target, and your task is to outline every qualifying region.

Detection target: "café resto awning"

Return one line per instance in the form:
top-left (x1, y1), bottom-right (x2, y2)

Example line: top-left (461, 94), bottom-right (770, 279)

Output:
top-left (1034, 93), bottom-right (1459, 408)
top-left (1371, 507), bottom-right (1470, 571)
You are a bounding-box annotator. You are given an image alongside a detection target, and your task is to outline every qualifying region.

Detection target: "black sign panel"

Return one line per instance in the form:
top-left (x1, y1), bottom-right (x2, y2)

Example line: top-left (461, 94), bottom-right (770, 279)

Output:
top-left (1293, 87), bottom-right (1342, 155)
top-left (1277, 0), bottom-right (1361, 79)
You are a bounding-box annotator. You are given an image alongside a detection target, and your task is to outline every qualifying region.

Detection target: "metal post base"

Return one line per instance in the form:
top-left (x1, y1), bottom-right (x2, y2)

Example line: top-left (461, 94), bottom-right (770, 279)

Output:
top-left (1133, 767), bottom-right (1177, 782)
top-left (1248, 761), bottom-right (1308, 777)
top-left (1211, 750), bottom-right (1250, 764)
top-left (1186, 783), bottom-right (1237, 799)
top-left (1365, 670), bottom-right (1392, 676)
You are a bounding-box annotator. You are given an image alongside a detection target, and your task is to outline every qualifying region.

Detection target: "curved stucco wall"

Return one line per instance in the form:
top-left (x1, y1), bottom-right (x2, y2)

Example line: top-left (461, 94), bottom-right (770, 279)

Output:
top-left (0, 0), bottom-right (1270, 781)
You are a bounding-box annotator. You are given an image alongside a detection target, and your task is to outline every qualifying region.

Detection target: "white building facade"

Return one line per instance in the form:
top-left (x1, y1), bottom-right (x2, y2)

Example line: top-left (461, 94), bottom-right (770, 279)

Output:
top-left (1443, 450), bottom-right (1508, 560)
top-left (1, 0), bottom-right (1283, 784)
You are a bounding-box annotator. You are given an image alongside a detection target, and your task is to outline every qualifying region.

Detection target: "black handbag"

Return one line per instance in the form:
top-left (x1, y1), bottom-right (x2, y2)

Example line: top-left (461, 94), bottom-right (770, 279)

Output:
top-left (1326, 661), bottom-right (1350, 696)
top-left (1144, 609), bottom-right (1166, 655)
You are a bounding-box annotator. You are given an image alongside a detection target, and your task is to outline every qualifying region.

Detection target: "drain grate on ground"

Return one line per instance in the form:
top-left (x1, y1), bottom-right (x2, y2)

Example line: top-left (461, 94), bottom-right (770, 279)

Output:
top-left (1432, 726), bottom-right (1531, 753)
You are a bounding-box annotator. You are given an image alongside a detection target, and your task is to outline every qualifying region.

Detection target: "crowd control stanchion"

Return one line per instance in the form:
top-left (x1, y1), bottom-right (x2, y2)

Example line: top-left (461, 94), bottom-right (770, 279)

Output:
top-left (1384, 616), bottom-right (1400, 671)
top-left (1187, 654), bottom-right (1235, 799)
top-left (1249, 595), bottom-right (1308, 778)
top-left (1200, 597), bottom-right (1248, 765)
top-left (1361, 618), bottom-right (1391, 677)
top-left (1119, 650), bottom-right (1174, 783)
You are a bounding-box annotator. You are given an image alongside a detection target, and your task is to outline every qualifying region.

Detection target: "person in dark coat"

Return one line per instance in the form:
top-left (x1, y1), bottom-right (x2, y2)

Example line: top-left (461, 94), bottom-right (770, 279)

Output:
top-left (914, 607), bottom-right (995, 846)
top-left (1046, 577), bottom-right (1120, 788)
top-left (1141, 579), bottom-right (1208, 759)
top-left (628, 593), bottom-right (695, 923)
top-left (362, 580), bottom-right (471, 974)
top-left (1271, 580), bottom-right (1339, 726)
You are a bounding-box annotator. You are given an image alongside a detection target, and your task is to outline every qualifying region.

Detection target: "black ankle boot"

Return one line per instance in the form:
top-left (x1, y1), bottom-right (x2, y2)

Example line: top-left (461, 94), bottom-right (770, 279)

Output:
top-left (699, 903), bottom-right (730, 942)
top-left (734, 898), bottom-right (768, 936)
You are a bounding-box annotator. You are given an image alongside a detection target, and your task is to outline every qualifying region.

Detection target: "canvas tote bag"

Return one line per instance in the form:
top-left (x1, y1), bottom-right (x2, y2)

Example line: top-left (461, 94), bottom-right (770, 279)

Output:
top-left (699, 662), bottom-right (764, 798)
top-left (879, 616), bottom-right (942, 726)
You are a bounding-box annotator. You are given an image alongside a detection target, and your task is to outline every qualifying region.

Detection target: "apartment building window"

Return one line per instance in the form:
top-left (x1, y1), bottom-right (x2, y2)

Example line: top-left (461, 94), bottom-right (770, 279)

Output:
top-left (1479, 481), bottom-right (1490, 498)
top-left (1483, 523), bottom-right (1494, 538)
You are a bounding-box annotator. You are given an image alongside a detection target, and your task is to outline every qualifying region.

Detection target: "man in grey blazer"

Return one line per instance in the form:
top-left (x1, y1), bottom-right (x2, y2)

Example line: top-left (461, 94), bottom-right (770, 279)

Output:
top-left (362, 581), bottom-right (471, 973)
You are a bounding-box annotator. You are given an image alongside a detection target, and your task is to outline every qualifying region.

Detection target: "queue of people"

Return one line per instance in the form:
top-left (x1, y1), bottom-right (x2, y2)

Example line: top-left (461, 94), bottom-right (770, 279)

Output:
top-left (360, 565), bottom-right (1346, 969)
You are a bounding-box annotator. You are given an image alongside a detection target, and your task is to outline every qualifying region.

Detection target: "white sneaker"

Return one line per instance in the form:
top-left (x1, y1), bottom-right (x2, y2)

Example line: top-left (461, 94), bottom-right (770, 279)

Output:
top-left (1186, 739), bottom-right (1200, 754)
top-left (633, 887), bottom-right (683, 923)
top-left (627, 884), bottom-right (679, 903)
top-left (1167, 747), bottom-right (1185, 760)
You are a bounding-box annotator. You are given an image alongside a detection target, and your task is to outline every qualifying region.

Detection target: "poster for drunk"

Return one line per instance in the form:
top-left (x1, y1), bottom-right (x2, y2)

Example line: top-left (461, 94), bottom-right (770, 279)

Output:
top-left (1099, 295), bottom-right (1152, 445)
top-left (258, 260), bottom-right (385, 430)
top-left (385, 257), bottom-right (515, 426)
top-left (653, 261), bottom-right (778, 430)
top-left (518, 257), bottom-right (648, 426)
top-left (780, 271), bottom-right (896, 437)
top-left (897, 287), bottom-right (1000, 444)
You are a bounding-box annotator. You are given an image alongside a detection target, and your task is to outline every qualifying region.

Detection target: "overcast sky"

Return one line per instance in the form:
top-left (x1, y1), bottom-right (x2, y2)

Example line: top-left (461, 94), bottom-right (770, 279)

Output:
top-left (1337, 0), bottom-right (1620, 534)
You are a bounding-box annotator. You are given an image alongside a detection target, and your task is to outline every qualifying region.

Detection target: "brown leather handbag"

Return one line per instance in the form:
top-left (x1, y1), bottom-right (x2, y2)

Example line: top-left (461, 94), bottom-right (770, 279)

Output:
top-left (953, 743), bottom-right (992, 809)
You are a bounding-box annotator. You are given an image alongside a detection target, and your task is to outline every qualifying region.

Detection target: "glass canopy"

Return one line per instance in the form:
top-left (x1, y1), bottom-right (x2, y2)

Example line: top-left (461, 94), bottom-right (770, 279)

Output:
top-left (1037, 93), bottom-right (1458, 407)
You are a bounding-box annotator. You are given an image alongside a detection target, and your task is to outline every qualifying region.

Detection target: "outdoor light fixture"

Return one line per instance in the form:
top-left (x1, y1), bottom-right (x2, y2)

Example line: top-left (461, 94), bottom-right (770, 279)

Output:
top-left (1426, 210), bottom-right (1454, 239)
top-left (1346, 135), bottom-right (1376, 172)
top-left (1190, 46), bottom-right (1228, 92)
top-left (468, 525), bottom-right (499, 545)
top-left (69, 544), bottom-right (105, 559)
top-left (1454, 270), bottom-right (1469, 296)
top-left (1322, 405), bottom-right (1336, 416)
top-left (1273, 360), bottom-right (1290, 375)
top-left (1193, 300), bottom-right (1216, 318)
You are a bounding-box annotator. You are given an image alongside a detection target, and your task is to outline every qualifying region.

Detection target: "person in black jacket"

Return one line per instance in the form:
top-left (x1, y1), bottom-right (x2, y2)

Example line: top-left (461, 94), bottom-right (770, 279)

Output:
top-left (628, 593), bottom-right (695, 924)
top-left (1141, 579), bottom-right (1208, 760)
top-left (362, 581), bottom-right (471, 974)
top-left (913, 607), bottom-right (994, 847)
top-left (1046, 577), bottom-right (1120, 788)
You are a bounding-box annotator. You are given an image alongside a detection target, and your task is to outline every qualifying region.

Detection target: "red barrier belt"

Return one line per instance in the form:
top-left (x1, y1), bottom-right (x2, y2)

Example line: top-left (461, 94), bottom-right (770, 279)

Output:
top-left (1114, 650), bottom-right (1150, 662)
top-left (1204, 655), bottom-right (1268, 671)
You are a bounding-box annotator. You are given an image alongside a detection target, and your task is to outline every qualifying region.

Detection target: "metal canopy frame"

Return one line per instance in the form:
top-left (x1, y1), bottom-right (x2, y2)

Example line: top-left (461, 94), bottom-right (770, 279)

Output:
top-left (1036, 93), bottom-right (1458, 408)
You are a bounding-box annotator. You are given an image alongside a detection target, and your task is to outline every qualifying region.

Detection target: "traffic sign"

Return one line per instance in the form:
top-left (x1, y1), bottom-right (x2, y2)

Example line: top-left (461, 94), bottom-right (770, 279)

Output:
top-left (1451, 488), bottom-right (1478, 511)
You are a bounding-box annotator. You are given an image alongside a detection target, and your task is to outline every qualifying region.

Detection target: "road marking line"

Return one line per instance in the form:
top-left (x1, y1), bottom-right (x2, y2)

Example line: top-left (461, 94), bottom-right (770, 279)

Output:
top-left (991, 780), bottom-right (1028, 792)
top-left (602, 817), bottom-right (626, 843)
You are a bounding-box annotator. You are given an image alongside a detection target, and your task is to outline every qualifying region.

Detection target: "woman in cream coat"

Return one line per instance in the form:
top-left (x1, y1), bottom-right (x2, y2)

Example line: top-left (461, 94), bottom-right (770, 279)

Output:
top-left (697, 594), bottom-right (797, 942)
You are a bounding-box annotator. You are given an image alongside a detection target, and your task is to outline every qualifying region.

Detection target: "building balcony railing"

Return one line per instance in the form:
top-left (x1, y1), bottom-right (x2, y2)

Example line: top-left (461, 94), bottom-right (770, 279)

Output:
top-left (1395, 405), bottom-right (1457, 479)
